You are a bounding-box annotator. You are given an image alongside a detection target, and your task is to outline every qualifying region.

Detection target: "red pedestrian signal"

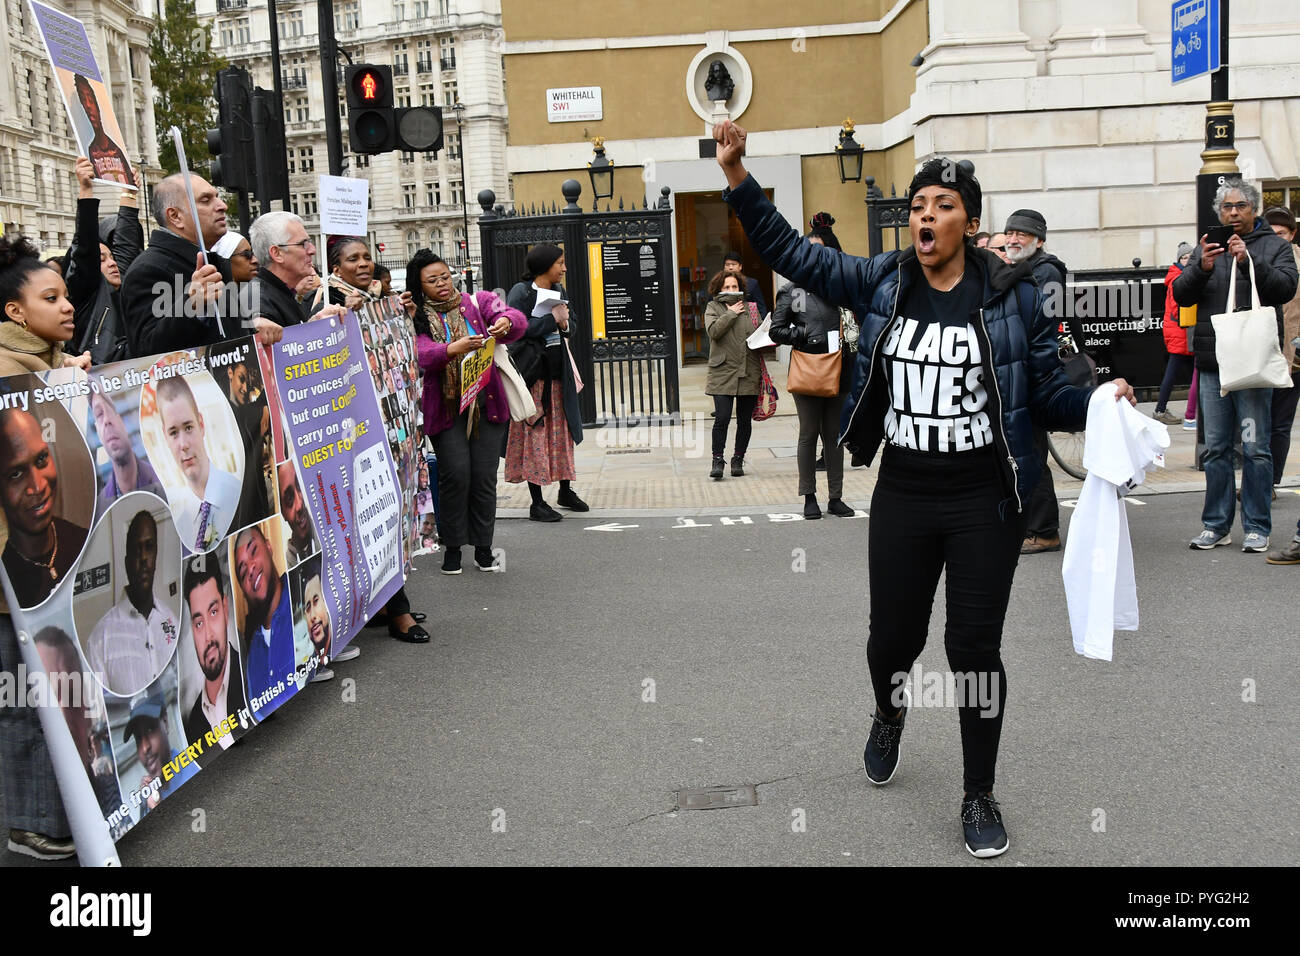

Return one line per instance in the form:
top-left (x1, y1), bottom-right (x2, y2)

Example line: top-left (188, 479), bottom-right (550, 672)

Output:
top-left (345, 65), bottom-right (395, 153)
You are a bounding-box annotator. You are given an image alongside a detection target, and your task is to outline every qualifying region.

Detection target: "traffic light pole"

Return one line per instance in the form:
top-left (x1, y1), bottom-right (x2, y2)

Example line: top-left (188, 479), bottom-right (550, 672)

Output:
top-left (237, 187), bottom-right (251, 236)
top-left (268, 0), bottom-right (290, 206)
top-left (318, 0), bottom-right (344, 178)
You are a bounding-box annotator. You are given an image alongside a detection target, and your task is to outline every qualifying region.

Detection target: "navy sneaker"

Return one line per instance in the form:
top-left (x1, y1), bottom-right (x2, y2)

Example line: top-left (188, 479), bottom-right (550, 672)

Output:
top-left (863, 687), bottom-right (909, 785)
top-left (961, 792), bottom-right (1009, 858)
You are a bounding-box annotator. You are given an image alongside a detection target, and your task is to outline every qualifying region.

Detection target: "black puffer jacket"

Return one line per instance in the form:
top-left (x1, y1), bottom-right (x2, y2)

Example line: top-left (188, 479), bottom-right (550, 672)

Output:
top-left (724, 173), bottom-right (1091, 514)
top-left (1172, 217), bottom-right (1299, 372)
top-left (770, 282), bottom-right (853, 393)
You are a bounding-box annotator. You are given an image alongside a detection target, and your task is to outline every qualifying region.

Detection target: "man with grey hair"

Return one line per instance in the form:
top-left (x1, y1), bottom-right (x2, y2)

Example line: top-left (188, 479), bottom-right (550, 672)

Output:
top-left (1173, 177), bottom-right (1299, 554)
top-left (247, 211), bottom-right (318, 329)
top-left (1003, 209), bottom-right (1073, 556)
top-left (120, 173), bottom-right (283, 356)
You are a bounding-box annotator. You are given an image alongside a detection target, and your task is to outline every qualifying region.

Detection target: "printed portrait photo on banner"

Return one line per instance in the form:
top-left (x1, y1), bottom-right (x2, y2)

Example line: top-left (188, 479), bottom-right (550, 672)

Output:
top-left (87, 382), bottom-right (169, 524)
top-left (136, 363), bottom-right (245, 555)
top-left (210, 343), bottom-right (275, 532)
top-left (179, 549), bottom-right (252, 765)
top-left (0, 378), bottom-right (96, 611)
top-left (229, 517), bottom-right (297, 720)
top-left (26, 614), bottom-right (125, 832)
top-left (254, 342), bottom-right (287, 464)
top-left (289, 553), bottom-right (335, 678)
top-left (104, 663), bottom-right (196, 829)
top-left (277, 458), bottom-right (319, 568)
top-left (73, 493), bottom-right (182, 699)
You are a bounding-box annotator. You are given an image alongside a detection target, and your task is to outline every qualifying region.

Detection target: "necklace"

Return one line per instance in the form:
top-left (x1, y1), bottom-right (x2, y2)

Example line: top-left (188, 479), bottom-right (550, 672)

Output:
top-left (11, 523), bottom-right (58, 580)
top-left (938, 268), bottom-right (963, 292)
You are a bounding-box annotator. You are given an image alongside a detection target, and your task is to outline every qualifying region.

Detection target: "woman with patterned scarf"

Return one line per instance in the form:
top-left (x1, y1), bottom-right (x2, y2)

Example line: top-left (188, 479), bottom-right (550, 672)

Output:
top-left (410, 249), bottom-right (527, 575)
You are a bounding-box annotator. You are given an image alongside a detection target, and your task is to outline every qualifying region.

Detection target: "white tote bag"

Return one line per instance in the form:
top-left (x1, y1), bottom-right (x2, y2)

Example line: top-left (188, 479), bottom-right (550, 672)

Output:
top-left (492, 342), bottom-right (538, 421)
top-left (1210, 252), bottom-right (1293, 395)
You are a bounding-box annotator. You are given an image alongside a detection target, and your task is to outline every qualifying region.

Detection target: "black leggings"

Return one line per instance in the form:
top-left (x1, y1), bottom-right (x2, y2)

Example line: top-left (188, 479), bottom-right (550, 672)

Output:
top-left (1155, 353), bottom-right (1194, 412)
top-left (712, 394), bottom-right (757, 458)
top-left (866, 447), bottom-right (1027, 794)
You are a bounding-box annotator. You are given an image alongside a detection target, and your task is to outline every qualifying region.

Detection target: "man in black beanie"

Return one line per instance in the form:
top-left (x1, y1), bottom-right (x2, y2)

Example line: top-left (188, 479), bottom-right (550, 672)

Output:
top-left (1004, 209), bottom-right (1070, 555)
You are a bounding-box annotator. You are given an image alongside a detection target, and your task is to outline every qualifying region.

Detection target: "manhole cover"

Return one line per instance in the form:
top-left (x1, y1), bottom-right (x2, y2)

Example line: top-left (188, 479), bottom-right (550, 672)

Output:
top-left (607, 447), bottom-right (652, 455)
top-left (674, 785), bottom-right (758, 810)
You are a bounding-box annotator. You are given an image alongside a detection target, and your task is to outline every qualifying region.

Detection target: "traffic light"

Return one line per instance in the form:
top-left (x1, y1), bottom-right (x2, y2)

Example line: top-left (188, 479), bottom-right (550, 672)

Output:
top-left (207, 67), bottom-right (255, 191)
top-left (396, 104), bottom-right (443, 154)
top-left (345, 63), bottom-right (444, 155)
top-left (251, 87), bottom-right (288, 210)
top-left (346, 64), bottom-right (396, 153)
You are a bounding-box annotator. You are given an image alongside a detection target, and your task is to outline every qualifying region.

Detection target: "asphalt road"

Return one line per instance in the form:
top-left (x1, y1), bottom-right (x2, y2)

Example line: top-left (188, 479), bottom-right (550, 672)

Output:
top-left (7, 490), bottom-right (1298, 867)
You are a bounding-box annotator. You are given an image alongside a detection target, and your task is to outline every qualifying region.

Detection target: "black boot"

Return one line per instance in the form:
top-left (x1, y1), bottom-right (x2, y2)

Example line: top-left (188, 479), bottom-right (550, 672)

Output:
top-left (710, 456), bottom-right (725, 480)
top-left (804, 494), bottom-right (822, 520)
top-left (731, 455), bottom-right (745, 477)
top-left (556, 485), bottom-right (590, 512)
top-left (827, 498), bottom-right (854, 517)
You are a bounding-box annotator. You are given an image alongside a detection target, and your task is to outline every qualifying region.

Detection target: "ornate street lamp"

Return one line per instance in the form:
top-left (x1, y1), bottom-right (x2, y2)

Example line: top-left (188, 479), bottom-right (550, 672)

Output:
top-left (588, 136), bottom-right (614, 207)
top-left (836, 118), bottom-right (864, 184)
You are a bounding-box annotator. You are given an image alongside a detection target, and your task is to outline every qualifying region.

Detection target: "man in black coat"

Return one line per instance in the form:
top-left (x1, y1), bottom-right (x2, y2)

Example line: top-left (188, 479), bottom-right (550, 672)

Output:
top-left (64, 158), bottom-right (141, 363)
top-left (247, 211), bottom-right (318, 329)
top-left (1004, 209), bottom-right (1071, 555)
top-left (119, 172), bottom-right (233, 357)
top-left (1172, 177), bottom-right (1299, 553)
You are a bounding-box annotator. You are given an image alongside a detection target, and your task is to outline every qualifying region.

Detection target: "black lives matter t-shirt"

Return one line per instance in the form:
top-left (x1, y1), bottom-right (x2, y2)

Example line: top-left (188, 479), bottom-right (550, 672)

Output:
top-left (878, 270), bottom-right (994, 455)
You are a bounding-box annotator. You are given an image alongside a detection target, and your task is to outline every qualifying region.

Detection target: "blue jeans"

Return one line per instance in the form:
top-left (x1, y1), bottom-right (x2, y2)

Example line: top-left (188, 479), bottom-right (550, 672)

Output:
top-left (1199, 369), bottom-right (1273, 536)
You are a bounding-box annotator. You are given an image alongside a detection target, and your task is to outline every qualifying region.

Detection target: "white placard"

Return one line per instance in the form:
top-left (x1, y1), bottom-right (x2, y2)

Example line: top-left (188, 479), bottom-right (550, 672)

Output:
top-left (547, 86), bottom-right (602, 123)
top-left (319, 175), bottom-right (370, 236)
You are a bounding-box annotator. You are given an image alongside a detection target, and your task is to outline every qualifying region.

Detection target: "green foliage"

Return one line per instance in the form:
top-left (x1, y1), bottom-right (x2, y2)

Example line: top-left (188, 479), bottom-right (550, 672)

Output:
top-left (149, 0), bottom-right (226, 175)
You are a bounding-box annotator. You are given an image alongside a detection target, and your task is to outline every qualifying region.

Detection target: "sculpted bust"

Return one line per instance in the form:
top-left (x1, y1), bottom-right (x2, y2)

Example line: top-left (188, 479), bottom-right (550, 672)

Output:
top-left (705, 60), bottom-right (734, 102)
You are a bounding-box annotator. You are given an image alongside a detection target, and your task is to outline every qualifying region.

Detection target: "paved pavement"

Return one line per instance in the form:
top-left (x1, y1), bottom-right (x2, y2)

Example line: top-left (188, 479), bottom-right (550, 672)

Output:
top-left (495, 363), bottom-right (1300, 514)
top-left (7, 490), bottom-right (1296, 867)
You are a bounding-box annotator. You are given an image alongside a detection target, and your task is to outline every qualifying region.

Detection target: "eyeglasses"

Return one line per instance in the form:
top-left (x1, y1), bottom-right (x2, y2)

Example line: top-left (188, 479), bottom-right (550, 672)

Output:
top-left (1220, 202), bottom-right (1251, 212)
top-left (277, 239), bottom-right (313, 250)
top-left (232, 249), bottom-right (255, 260)
top-left (988, 245), bottom-right (1006, 252)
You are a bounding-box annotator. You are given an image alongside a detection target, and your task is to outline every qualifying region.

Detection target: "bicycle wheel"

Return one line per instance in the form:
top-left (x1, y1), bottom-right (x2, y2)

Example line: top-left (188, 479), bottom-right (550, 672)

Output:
top-left (1047, 430), bottom-right (1087, 480)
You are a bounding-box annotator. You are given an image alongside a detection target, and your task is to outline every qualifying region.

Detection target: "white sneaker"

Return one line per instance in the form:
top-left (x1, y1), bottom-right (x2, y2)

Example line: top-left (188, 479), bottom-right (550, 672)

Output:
top-left (309, 667), bottom-right (335, 683)
top-left (1189, 529), bottom-right (1231, 550)
top-left (1242, 533), bottom-right (1270, 553)
top-left (1182, 419), bottom-right (1197, 430)
top-left (333, 644), bottom-right (361, 662)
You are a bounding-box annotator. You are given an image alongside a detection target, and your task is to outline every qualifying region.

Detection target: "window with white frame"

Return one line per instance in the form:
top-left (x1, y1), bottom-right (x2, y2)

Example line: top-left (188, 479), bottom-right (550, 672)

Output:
top-left (299, 147), bottom-right (314, 172)
top-left (425, 182), bottom-right (440, 206)
top-left (446, 131), bottom-right (460, 160)
top-left (279, 10), bottom-right (304, 37)
top-left (406, 230), bottom-right (419, 258)
top-left (419, 82), bottom-right (435, 107)
top-left (428, 229), bottom-right (443, 256)
top-left (302, 192), bottom-right (318, 217)
top-left (440, 36), bottom-right (455, 69)
top-left (402, 184), bottom-right (416, 208)
top-left (442, 79), bottom-right (458, 106)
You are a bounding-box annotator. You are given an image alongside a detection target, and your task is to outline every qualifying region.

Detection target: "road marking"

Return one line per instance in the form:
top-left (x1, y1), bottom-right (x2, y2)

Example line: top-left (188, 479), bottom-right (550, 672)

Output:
top-left (584, 522), bottom-right (640, 531)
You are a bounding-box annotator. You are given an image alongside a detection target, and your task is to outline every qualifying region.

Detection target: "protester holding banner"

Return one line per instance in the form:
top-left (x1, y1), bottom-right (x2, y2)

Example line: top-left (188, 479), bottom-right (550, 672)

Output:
top-left (66, 157), bottom-right (140, 364)
top-left (248, 212), bottom-right (316, 330)
top-left (504, 244), bottom-right (589, 522)
top-left (411, 250), bottom-right (526, 575)
top-left (0, 234), bottom-right (82, 859)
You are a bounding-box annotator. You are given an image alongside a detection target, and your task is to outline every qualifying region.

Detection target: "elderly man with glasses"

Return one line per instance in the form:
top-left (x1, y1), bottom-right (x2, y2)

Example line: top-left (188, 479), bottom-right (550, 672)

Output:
top-left (1173, 178), bottom-right (1299, 554)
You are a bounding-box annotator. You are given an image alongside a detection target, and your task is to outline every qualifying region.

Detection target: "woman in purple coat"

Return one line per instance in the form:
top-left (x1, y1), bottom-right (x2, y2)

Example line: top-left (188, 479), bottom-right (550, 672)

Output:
top-left (411, 250), bottom-right (527, 575)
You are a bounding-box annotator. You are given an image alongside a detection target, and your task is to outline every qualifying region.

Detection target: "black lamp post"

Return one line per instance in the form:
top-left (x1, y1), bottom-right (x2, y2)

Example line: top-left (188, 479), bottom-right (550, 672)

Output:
top-left (836, 118), bottom-right (864, 184)
top-left (452, 99), bottom-right (473, 292)
top-left (588, 137), bottom-right (614, 209)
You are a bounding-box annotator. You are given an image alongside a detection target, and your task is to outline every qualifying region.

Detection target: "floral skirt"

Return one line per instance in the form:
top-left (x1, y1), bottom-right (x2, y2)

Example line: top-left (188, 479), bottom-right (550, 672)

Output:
top-left (504, 380), bottom-right (576, 485)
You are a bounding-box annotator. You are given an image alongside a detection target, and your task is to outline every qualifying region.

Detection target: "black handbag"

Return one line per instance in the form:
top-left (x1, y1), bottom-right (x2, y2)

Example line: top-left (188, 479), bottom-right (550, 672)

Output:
top-left (509, 335), bottom-right (547, 387)
top-left (1062, 350), bottom-right (1098, 388)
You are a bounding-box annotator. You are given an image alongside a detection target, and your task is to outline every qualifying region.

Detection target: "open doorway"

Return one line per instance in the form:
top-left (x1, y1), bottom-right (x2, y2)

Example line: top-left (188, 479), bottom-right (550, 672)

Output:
top-left (675, 189), bottom-right (775, 364)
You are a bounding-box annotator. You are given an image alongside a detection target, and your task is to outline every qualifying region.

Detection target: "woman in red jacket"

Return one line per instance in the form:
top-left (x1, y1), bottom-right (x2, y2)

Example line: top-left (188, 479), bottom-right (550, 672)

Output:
top-left (411, 250), bottom-right (527, 575)
top-left (1153, 242), bottom-right (1195, 426)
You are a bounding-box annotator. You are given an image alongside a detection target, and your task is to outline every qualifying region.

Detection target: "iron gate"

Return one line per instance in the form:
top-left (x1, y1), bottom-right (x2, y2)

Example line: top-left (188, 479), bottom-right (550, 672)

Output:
top-left (476, 181), bottom-right (679, 427)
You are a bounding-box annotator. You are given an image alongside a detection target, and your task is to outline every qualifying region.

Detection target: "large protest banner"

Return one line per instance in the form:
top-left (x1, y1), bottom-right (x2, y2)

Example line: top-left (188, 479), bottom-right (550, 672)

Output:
top-left (0, 306), bottom-right (423, 864)
top-left (28, 1), bottom-right (137, 188)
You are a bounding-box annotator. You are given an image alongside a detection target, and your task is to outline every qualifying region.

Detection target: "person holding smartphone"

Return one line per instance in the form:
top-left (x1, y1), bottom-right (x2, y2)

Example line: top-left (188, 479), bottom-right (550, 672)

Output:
top-left (704, 270), bottom-right (761, 480)
top-left (1172, 178), bottom-right (1299, 554)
